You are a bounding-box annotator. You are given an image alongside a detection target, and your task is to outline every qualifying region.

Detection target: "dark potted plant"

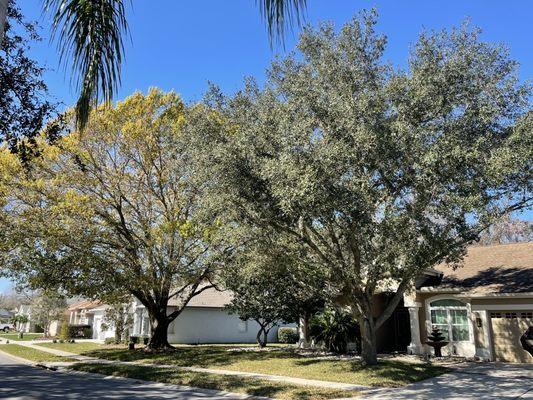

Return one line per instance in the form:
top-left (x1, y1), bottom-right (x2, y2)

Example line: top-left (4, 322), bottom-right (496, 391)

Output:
top-left (426, 327), bottom-right (448, 357)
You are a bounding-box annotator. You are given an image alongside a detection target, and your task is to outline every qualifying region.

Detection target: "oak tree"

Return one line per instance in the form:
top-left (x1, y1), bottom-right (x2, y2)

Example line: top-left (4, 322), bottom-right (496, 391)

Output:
top-left (187, 12), bottom-right (532, 364)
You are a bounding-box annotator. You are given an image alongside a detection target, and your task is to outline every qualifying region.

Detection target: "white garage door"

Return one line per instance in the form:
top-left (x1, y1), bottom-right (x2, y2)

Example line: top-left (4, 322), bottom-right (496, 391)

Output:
top-left (490, 311), bottom-right (533, 363)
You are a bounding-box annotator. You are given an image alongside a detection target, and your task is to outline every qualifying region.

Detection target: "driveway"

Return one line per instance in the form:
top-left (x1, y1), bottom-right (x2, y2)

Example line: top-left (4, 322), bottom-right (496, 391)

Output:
top-left (0, 351), bottom-right (254, 399)
top-left (362, 362), bottom-right (533, 399)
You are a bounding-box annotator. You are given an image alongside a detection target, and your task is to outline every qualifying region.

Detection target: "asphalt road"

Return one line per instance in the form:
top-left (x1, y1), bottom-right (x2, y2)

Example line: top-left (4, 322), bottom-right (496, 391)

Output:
top-left (0, 351), bottom-right (251, 400)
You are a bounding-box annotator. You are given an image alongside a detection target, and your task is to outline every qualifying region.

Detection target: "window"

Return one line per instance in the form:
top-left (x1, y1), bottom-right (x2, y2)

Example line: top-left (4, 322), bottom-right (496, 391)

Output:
top-left (430, 299), bottom-right (469, 342)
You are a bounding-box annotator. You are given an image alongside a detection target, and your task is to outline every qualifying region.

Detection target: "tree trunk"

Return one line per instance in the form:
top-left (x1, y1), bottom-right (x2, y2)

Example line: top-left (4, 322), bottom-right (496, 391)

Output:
top-left (0, 0), bottom-right (8, 49)
top-left (298, 314), bottom-right (310, 348)
top-left (146, 314), bottom-right (173, 350)
top-left (359, 316), bottom-right (378, 365)
top-left (114, 324), bottom-right (122, 344)
top-left (256, 326), bottom-right (267, 348)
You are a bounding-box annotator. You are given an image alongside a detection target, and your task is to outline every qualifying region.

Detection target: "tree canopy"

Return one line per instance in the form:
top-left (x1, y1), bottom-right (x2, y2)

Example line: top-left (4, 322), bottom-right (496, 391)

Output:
top-left (0, 1), bottom-right (55, 158)
top-left (0, 89), bottom-right (232, 349)
top-left (185, 11), bottom-right (532, 364)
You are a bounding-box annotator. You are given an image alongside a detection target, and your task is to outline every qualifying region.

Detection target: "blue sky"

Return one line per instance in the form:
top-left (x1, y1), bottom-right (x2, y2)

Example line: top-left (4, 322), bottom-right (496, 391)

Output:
top-left (1, 0), bottom-right (531, 293)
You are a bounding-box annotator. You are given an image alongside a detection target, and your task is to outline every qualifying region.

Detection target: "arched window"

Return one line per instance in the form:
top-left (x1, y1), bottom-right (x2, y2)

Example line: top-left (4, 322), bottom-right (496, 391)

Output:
top-left (429, 299), bottom-right (469, 342)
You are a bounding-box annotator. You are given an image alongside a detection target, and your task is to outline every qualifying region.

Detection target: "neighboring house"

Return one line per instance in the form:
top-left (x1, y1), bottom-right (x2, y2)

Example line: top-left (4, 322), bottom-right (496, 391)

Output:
top-left (0, 308), bottom-right (13, 322)
top-left (132, 288), bottom-right (285, 344)
top-left (404, 242), bottom-right (533, 363)
top-left (14, 304), bottom-right (36, 333)
top-left (68, 300), bottom-right (116, 340)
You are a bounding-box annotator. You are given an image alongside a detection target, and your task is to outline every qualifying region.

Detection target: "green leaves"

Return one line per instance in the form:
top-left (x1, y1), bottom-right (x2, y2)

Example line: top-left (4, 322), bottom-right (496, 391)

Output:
top-left (192, 12), bottom-right (532, 350)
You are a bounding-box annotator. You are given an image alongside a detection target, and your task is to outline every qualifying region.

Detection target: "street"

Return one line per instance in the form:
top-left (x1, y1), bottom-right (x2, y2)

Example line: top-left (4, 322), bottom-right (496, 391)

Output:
top-left (0, 351), bottom-right (252, 400)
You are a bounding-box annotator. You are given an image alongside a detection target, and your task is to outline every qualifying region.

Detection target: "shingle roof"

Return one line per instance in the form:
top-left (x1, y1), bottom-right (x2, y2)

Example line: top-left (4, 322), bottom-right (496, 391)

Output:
top-left (168, 287), bottom-right (233, 308)
top-left (434, 242), bottom-right (533, 294)
top-left (67, 300), bottom-right (102, 311)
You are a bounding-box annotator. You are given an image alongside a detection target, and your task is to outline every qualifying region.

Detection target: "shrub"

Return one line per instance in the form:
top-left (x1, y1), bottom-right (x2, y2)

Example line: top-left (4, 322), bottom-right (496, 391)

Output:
top-left (82, 327), bottom-right (93, 339)
top-left (67, 324), bottom-right (92, 339)
top-left (59, 320), bottom-right (70, 341)
top-left (278, 327), bottom-right (299, 344)
top-left (309, 308), bottom-right (359, 354)
top-left (105, 337), bottom-right (129, 345)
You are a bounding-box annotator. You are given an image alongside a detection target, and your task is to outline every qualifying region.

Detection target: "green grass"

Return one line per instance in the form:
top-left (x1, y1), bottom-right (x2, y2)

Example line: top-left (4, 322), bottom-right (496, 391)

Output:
top-left (0, 344), bottom-right (72, 363)
top-left (71, 363), bottom-right (355, 400)
top-left (0, 333), bottom-right (44, 341)
top-left (37, 342), bottom-right (103, 354)
top-left (82, 345), bottom-right (450, 387)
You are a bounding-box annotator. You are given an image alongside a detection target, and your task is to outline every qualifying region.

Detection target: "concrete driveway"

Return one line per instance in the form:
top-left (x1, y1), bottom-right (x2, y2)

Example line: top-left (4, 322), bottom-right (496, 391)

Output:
top-left (362, 362), bottom-right (533, 399)
top-left (0, 351), bottom-right (255, 399)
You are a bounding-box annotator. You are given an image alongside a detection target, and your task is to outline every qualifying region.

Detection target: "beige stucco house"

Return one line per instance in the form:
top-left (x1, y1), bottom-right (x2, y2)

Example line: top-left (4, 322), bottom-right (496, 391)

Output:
top-left (405, 242), bottom-right (533, 363)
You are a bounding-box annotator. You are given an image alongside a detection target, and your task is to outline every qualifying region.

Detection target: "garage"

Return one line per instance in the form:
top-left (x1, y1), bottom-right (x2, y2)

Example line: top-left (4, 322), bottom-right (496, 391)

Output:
top-left (490, 311), bottom-right (533, 363)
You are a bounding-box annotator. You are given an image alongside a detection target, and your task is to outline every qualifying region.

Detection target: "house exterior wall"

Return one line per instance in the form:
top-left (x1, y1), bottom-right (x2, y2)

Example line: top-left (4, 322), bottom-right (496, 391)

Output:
top-left (132, 305), bottom-right (288, 344)
top-left (90, 309), bottom-right (115, 340)
top-left (167, 307), bottom-right (281, 344)
top-left (406, 291), bottom-right (533, 361)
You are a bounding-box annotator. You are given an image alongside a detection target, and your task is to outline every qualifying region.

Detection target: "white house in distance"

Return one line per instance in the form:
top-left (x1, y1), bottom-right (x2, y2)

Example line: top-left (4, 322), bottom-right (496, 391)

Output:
top-left (131, 287), bottom-right (281, 344)
top-left (14, 304), bottom-right (35, 333)
top-left (68, 300), bottom-right (115, 340)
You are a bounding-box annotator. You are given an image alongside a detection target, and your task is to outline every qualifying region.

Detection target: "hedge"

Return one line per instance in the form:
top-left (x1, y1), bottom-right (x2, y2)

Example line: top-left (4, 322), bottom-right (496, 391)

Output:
top-left (68, 324), bottom-right (93, 339)
top-left (278, 327), bottom-right (299, 344)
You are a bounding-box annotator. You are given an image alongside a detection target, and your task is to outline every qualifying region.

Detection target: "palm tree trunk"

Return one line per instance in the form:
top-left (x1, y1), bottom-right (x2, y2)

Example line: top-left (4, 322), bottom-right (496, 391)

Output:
top-left (0, 0), bottom-right (8, 49)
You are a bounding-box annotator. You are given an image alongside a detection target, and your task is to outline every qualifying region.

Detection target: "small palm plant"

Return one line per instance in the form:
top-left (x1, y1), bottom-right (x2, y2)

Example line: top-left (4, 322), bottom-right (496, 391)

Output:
top-left (309, 309), bottom-right (359, 354)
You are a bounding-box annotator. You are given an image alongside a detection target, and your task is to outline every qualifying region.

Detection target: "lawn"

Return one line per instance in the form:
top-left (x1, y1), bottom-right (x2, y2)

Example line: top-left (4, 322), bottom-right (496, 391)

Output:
top-left (82, 345), bottom-right (450, 387)
top-left (71, 363), bottom-right (355, 400)
top-left (0, 344), bottom-right (72, 363)
top-left (37, 342), bottom-right (104, 354)
top-left (0, 333), bottom-right (44, 341)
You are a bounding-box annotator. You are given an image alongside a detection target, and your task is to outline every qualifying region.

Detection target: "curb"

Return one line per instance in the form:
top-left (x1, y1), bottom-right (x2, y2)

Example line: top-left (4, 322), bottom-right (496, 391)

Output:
top-left (64, 367), bottom-right (271, 399)
top-left (0, 347), bottom-right (36, 366)
top-left (0, 347), bottom-right (60, 371)
top-left (0, 347), bottom-right (271, 399)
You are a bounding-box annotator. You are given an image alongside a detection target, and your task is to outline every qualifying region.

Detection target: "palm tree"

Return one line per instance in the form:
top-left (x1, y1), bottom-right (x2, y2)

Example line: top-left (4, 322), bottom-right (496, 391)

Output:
top-left (1, 0), bottom-right (307, 130)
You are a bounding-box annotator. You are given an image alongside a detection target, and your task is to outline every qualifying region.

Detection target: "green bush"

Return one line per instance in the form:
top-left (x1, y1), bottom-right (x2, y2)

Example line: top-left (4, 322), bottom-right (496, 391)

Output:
top-left (309, 308), bottom-right (359, 354)
top-left (68, 324), bottom-right (92, 338)
top-left (59, 320), bottom-right (70, 341)
top-left (278, 327), bottom-right (299, 344)
top-left (82, 327), bottom-right (93, 339)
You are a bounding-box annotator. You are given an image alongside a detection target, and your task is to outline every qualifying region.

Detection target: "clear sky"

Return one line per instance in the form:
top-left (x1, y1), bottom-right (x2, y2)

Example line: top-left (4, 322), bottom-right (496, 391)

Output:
top-left (1, 0), bottom-right (531, 293)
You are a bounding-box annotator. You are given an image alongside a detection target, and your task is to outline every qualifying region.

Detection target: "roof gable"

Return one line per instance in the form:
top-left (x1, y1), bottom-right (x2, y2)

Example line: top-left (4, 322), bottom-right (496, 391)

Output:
top-left (434, 242), bottom-right (533, 294)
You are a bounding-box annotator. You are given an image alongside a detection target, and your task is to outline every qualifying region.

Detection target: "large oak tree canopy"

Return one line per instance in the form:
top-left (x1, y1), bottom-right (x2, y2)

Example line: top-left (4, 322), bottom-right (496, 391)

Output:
top-left (186, 11), bottom-right (532, 364)
top-left (0, 89), bottom-right (232, 349)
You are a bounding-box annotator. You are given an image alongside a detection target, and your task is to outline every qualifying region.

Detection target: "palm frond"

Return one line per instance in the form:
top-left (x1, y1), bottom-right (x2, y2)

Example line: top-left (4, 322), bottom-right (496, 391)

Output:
top-left (44, 0), bottom-right (129, 130)
top-left (256, 0), bottom-right (307, 45)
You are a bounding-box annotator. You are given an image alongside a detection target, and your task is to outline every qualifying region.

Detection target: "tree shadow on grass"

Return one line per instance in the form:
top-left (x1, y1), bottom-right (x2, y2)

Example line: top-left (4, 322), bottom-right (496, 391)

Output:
top-left (84, 345), bottom-right (300, 369)
top-left (73, 363), bottom-right (351, 399)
